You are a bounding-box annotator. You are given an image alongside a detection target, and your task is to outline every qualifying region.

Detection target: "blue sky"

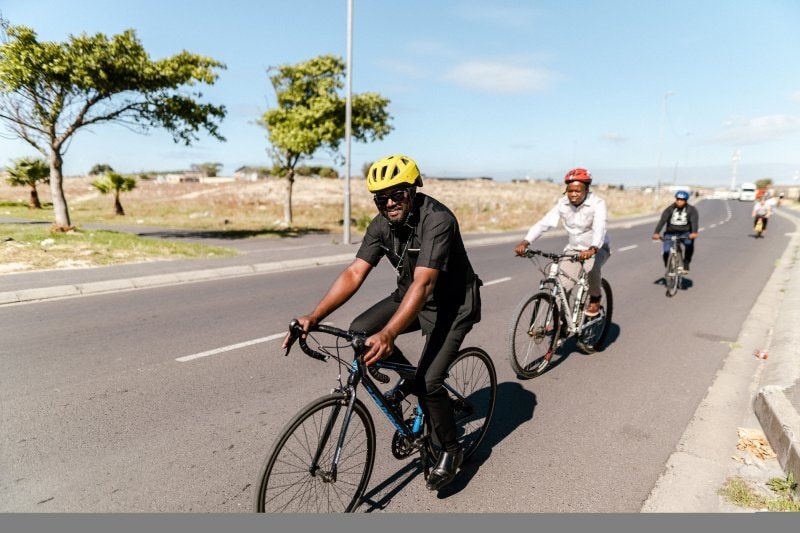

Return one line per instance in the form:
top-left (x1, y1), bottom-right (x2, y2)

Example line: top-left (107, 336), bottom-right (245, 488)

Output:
top-left (1, 0), bottom-right (799, 187)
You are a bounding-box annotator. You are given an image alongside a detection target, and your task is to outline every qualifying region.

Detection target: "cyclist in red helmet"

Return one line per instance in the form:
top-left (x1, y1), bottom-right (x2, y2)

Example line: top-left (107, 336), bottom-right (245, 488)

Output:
top-left (515, 168), bottom-right (611, 316)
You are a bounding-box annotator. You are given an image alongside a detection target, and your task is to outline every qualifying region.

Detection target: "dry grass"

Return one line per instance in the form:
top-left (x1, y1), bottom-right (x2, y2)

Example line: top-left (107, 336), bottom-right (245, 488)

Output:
top-left (0, 175), bottom-right (657, 235)
top-left (0, 175), bottom-right (659, 274)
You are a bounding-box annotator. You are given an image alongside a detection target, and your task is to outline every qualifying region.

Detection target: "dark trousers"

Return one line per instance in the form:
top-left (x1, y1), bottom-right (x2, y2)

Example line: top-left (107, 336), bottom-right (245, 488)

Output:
top-left (662, 232), bottom-right (694, 266)
top-left (350, 295), bottom-right (471, 453)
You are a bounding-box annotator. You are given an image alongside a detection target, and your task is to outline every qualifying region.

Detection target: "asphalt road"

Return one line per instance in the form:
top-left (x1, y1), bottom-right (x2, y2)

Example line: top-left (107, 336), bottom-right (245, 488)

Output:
top-left (0, 199), bottom-right (793, 512)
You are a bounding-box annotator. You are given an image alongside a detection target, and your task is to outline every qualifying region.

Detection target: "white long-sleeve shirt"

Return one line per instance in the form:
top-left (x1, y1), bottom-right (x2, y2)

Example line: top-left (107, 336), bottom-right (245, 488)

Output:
top-left (523, 192), bottom-right (610, 251)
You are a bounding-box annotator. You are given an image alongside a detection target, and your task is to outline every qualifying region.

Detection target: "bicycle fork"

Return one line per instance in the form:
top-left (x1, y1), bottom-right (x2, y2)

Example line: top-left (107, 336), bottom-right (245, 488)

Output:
top-left (308, 390), bottom-right (358, 484)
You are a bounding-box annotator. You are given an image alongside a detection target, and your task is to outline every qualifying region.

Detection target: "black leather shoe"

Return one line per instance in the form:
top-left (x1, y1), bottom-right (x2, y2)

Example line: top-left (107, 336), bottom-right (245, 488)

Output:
top-left (426, 447), bottom-right (463, 491)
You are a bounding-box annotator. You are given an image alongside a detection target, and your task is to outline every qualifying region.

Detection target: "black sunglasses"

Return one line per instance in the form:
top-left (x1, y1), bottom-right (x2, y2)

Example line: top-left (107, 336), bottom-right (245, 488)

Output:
top-left (373, 188), bottom-right (410, 207)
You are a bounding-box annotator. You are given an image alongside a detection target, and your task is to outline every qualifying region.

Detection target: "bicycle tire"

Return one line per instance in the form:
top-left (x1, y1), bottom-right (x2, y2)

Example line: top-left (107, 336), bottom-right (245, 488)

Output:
top-left (576, 278), bottom-right (614, 354)
top-left (507, 292), bottom-right (560, 379)
top-left (427, 347), bottom-right (497, 462)
top-left (666, 252), bottom-right (680, 297)
top-left (253, 393), bottom-right (376, 513)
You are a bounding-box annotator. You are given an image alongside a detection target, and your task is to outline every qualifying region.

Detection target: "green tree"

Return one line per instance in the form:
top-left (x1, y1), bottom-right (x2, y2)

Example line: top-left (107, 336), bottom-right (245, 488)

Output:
top-left (756, 178), bottom-right (773, 190)
top-left (191, 162), bottom-right (223, 177)
top-left (0, 20), bottom-right (226, 229)
top-left (258, 54), bottom-right (392, 225)
top-left (89, 164), bottom-right (115, 176)
top-left (5, 156), bottom-right (50, 208)
top-left (91, 171), bottom-right (137, 215)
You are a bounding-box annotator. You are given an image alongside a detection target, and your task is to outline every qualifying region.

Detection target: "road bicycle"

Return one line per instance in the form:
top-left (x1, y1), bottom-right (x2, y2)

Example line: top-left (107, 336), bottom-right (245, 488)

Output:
top-left (661, 235), bottom-right (686, 297)
top-left (507, 249), bottom-right (613, 379)
top-left (253, 320), bottom-right (497, 513)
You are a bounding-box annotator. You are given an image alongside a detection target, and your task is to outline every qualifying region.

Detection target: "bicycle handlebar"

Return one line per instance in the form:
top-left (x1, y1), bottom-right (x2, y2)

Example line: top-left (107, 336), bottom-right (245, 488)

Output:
top-left (523, 249), bottom-right (580, 261)
top-left (285, 319), bottom-right (390, 383)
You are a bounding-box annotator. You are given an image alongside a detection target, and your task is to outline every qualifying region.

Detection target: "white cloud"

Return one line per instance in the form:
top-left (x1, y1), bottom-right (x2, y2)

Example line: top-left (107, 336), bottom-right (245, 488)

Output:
top-left (709, 114), bottom-right (800, 145)
top-left (791, 91), bottom-right (800, 103)
top-left (455, 2), bottom-right (540, 28)
top-left (444, 61), bottom-right (559, 94)
top-left (600, 133), bottom-right (628, 143)
top-left (406, 40), bottom-right (458, 59)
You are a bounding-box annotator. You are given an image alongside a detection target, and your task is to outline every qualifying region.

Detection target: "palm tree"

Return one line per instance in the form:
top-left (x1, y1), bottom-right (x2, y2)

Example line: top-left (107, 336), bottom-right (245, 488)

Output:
top-left (92, 172), bottom-right (137, 215)
top-left (5, 157), bottom-right (50, 208)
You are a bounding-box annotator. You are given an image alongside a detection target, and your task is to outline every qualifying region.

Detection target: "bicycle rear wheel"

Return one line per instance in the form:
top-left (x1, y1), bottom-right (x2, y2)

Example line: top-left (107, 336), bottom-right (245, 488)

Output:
top-left (253, 393), bottom-right (376, 513)
top-left (445, 347), bottom-right (497, 460)
top-left (426, 347), bottom-right (497, 464)
top-left (576, 278), bottom-right (614, 354)
top-left (507, 292), bottom-right (560, 378)
top-left (665, 252), bottom-right (680, 297)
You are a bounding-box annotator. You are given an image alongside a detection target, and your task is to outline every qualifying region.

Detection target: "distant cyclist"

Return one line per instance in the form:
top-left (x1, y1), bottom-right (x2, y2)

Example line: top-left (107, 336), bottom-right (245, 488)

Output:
top-left (515, 168), bottom-right (611, 317)
top-left (284, 154), bottom-right (482, 492)
top-left (752, 196), bottom-right (772, 235)
top-left (652, 191), bottom-right (699, 272)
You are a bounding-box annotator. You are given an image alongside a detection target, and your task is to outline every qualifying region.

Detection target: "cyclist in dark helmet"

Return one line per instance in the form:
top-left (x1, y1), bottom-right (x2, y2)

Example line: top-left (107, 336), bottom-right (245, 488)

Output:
top-left (284, 154), bottom-right (482, 492)
top-left (652, 190), bottom-right (699, 273)
top-left (515, 168), bottom-right (611, 317)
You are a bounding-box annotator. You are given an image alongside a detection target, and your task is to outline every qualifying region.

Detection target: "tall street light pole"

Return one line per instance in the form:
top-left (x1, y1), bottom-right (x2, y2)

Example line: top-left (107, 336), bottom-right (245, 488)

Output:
top-left (730, 149), bottom-right (741, 191)
top-left (343, 0), bottom-right (354, 245)
top-left (655, 90), bottom-right (676, 208)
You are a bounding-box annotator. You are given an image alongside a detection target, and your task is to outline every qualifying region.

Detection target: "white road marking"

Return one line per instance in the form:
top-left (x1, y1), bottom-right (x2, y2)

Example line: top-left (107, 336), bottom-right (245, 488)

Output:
top-left (176, 278), bottom-right (517, 363)
top-left (483, 277), bottom-right (512, 286)
top-left (699, 227), bottom-right (705, 232)
top-left (710, 224), bottom-right (717, 228)
top-left (618, 245), bottom-right (638, 252)
top-left (176, 333), bottom-right (285, 362)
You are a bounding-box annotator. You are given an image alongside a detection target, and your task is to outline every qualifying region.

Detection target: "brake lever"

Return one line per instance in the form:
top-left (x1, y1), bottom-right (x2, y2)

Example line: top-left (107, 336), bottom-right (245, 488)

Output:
top-left (283, 319), bottom-right (304, 357)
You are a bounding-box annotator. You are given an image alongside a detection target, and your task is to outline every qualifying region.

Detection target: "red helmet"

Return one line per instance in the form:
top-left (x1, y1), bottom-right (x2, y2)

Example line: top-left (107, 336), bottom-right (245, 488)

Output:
top-left (564, 168), bottom-right (592, 184)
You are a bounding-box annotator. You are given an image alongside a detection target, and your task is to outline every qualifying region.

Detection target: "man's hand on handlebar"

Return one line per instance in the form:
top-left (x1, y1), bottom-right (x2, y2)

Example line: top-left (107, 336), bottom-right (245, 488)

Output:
top-left (652, 233), bottom-right (662, 241)
top-left (514, 240), bottom-right (530, 257)
top-left (578, 247), bottom-right (597, 261)
top-left (282, 315), bottom-right (317, 351)
top-left (363, 330), bottom-right (395, 366)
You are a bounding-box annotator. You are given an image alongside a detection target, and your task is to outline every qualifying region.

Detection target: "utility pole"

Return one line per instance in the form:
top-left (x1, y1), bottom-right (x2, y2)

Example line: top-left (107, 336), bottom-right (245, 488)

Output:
top-left (730, 149), bottom-right (741, 191)
top-left (654, 91), bottom-right (676, 208)
top-left (343, 0), bottom-right (354, 245)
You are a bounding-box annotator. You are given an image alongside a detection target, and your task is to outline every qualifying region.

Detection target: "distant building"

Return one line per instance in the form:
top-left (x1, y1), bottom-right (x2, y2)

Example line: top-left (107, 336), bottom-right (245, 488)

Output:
top-left (234, 166), bottom-right (271, 181)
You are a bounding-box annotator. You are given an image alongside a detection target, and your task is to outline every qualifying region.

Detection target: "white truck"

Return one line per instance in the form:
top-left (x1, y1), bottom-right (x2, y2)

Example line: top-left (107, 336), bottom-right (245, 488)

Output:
top-left (739, 183), bottom-right (757, 201)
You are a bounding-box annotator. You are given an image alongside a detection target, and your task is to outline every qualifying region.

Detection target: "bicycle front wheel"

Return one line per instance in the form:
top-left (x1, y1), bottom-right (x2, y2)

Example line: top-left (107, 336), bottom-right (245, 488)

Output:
top-left (665, 252), bottom-right (680, 297)
top-left (253, 393), bottom-right (376, 513)
top-left (445, 347), bottom-right (497, 461)
top-left (507, 292), bottom-right (560, 379)
top-left (576, 278), bottom-right (614, 354)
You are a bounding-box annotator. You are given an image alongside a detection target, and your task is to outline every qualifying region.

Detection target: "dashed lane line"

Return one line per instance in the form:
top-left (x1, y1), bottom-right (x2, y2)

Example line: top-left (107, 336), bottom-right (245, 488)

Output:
top-left (177, 277), bottom-right (513, 362)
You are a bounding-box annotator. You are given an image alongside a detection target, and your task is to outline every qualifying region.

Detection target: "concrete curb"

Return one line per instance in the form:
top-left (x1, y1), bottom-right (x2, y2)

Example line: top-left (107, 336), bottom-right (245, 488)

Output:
top-left (0, 253), bottom-right (360, 305)
top-left (754, 385), bottom-right (800, 485)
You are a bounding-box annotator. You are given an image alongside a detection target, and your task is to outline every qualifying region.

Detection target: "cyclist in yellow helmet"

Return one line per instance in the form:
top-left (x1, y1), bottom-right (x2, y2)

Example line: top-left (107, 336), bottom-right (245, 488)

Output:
top-left (285, 154), bottom-right (483, 491)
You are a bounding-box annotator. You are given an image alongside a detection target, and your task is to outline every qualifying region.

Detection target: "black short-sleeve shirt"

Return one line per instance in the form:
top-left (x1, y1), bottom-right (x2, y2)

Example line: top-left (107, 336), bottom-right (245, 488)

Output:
top-left (356, 193), bottom-right (480, 333)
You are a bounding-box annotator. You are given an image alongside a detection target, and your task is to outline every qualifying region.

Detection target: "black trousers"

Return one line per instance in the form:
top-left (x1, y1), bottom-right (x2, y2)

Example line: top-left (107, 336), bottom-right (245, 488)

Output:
top-left (350, 295), bottom-right (472, 453)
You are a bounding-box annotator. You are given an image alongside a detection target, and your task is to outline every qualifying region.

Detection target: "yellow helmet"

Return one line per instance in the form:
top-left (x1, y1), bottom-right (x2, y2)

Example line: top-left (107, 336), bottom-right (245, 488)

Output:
top-left (366, 155), bottom-right (423, 193)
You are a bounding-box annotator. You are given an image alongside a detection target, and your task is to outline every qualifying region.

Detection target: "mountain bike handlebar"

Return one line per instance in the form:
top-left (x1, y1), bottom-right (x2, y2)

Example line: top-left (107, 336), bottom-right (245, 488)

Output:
top-left (285, 319), bottom-right (390, 383)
